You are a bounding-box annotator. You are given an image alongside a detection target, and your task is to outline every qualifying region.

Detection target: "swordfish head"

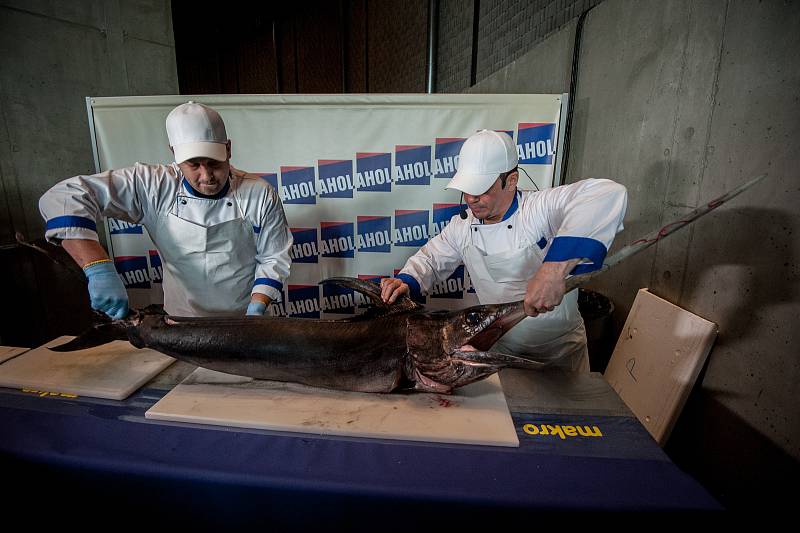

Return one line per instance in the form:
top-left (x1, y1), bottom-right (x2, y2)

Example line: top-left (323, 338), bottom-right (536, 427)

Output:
top-left (405, 300), bottom-right (546, 394)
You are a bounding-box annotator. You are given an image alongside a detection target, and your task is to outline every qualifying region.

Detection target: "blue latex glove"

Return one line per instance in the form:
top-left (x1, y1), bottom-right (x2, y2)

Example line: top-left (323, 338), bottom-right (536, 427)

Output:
top-left (84, 261), bottom-right (129, 320)
top-left (246, 301), bottom-right (267, 316)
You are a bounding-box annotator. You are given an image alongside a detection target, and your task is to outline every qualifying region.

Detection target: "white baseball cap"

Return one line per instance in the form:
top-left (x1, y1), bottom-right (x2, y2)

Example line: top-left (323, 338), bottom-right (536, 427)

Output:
top-left (446, 129), bottom-right (518, 195)
top-left (166, 102), bottom-right (228, 163)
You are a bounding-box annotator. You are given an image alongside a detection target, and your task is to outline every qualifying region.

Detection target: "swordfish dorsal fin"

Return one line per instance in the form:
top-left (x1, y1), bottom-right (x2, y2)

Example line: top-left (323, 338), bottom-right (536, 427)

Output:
top-left (319, 277), bottom-right (421, 314)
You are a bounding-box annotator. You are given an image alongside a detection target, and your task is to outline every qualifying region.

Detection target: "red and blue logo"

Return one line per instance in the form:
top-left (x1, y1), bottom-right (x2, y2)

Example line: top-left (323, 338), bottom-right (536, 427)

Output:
top-left (287, 285), bottom-right (320, 318)
top-left (394, 145), bottom-right (431, 186)
top-left (317, 159), bottom-right (355, 198)
top-left (258, 173), bottom-right (279, 191)
top-left (114, 255), bottom-right (151, 289)
top-left (430, 265), bottom-right (465, 299)
top-left (432, 203), bottom-right (464, 236)
top-left (108, 219), bottom-right (143, 235)
top-left (290, 228), bottom-right (318, 264)
top-left (355, 152), bottom-right (392, 192)
top-left (321, 283), bottom-right (356, 315)
top-left (357, 216), bottom-right (391, 253)
top-left (320, 221), bottom-right (355, 258)
top-left (433, 137), bottom-right (465, 179)
top-left (393, 209), bottom-right (429, 247)
top-left (280, 166), bottom-right (316, 204)
top-left (517, 123), bottom-right (556, 164)
top-left (147, 250), bottom-right (162, 284)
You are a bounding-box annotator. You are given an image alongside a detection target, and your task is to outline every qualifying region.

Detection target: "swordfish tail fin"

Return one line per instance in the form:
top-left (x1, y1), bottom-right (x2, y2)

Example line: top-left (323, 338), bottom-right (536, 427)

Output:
top-left (49, 311), bottom-right (131, 352)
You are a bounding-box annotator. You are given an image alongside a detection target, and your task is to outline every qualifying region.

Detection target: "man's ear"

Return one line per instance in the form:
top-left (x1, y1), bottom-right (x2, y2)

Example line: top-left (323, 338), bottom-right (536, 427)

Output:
top-left (506, 170), bottom-right (519, 189)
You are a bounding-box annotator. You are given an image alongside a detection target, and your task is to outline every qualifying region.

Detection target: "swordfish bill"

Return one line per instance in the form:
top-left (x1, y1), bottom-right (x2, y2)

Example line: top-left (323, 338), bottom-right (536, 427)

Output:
top-left (465, 173), bottom-right (770, 349)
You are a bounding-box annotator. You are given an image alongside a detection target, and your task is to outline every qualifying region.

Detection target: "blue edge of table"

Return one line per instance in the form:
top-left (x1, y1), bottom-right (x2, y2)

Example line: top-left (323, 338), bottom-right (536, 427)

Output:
top-left (0, 375), bottom-right (722, 526)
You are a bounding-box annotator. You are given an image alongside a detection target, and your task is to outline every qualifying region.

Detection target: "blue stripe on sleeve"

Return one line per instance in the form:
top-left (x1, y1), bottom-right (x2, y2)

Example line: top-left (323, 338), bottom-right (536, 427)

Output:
top-left (543, 236), bottom-right (607, 274)
top-left (45, 216), bottom-right (97, 232)
top-left (254, 278), bottom-right (283, 291)
top-left (396, 273), bottom-right (422, 299)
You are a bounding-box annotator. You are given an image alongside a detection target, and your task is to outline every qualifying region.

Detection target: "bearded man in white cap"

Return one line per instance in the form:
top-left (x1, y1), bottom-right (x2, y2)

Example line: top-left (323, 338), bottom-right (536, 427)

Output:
top-left (380, 129), bottom-right (627, 370)
top-left (39, 102), bottom-right (292, 319)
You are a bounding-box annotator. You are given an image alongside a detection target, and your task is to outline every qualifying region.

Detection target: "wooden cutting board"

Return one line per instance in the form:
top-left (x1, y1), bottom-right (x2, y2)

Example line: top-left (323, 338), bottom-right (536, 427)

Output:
top-left (0, 346), bottom-right (29, 364)
top-left (146, 368), bottom-right (520, 447)
top-left (603, 289), bottom-right (718, 446)
top-left (0, 336), bottom-right (174, 400)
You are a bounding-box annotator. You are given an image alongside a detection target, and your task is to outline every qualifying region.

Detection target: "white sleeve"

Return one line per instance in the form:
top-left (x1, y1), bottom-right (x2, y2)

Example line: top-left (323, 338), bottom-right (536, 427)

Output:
top-left (250, 184), bottom-right (292, 302)
top-left (528, 178), bottom-right (627, 274)
top-left (39, 164), bottom-right (157, 244)
top-left (398, 216), bottom-right (464, 297)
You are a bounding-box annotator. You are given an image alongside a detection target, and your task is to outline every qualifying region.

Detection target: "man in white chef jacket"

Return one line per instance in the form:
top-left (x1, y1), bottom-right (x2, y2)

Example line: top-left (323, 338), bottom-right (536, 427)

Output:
top-left (39, 102), bottom-right (292, 319)
top-left (380, 129), bottom-right (627, 370)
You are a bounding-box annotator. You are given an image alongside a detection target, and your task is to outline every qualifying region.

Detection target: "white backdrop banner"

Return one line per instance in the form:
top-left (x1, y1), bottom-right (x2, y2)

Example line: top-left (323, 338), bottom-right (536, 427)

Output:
top-left (88, 94), bottom-right (567, 317)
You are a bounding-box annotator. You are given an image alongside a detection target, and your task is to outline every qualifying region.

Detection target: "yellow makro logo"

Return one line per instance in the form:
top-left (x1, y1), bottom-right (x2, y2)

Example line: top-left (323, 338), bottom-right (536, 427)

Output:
top-left (522, 423), bottom-right (603, 440)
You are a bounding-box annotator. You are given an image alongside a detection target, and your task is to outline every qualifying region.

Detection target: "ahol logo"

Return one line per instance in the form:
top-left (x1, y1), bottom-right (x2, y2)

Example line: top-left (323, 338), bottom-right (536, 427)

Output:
top-left (393, 210), bottom-right (429, 247)
top-left (108, 218), bottom-right (143, 235)
top-left (517, 123), bottom-right (556, 164)
top-left (321, 283), bottom-right (356, 314)
top-left (394, 145), bottom-right (431, 186)
top-left (317, 160), bottom-right (355, 199)
top-left (287, 285), bottom-right (320, 318)
top-left (320, 221), bottom-right (355, 258)
top-left (258, 173), bottom-right (279, 191)
top-left (433, 138), bottom-right (464, 179)
top-left (148, 250), bottom-right (162, 284)
top-left (114, 256), bottom-right (150, 289)
top-left (290, 228), bottom-right (319, 264)
top-left (280, 166), bottom-right (316, 204)
top-left (430, 265), bottom-right (465, 299)
top-left (432, 203), bottom-right (465, 236)
top-left (355, 152), bottom-right (392, 192)
top-left (356, 216), bottom-right (391, 253)
top-left (268, 292), bottom-right (287, 317)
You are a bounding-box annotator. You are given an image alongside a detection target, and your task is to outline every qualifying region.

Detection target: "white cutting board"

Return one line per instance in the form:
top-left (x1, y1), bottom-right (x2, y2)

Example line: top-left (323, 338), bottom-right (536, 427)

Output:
top-left (0, 346), bottom-right (29, 364)
top-left (146, 368), bottom-right (520, 447)
top-left (0, 336), bottom-right (175, 400)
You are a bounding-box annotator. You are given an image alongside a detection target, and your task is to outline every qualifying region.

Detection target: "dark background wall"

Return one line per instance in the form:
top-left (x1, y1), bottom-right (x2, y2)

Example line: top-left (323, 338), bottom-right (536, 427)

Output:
top-left (1, 0), bottom-right (797, 511)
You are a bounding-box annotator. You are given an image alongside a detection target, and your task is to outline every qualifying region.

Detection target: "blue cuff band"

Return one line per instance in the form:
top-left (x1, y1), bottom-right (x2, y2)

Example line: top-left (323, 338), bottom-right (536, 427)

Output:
top-left (543, 236), bottom-right (607, 274)
top-left (396, 273), bottom-right (422, 299)
top-left (254, 278), bottom-right (283, 291)
top-left (46, 216), bottom-right (97, 232)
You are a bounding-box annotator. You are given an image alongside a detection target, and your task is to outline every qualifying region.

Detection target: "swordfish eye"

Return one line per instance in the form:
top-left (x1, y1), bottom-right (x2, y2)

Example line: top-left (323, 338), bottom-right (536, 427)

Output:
top-left (465, 311), bottom-right (482, 327)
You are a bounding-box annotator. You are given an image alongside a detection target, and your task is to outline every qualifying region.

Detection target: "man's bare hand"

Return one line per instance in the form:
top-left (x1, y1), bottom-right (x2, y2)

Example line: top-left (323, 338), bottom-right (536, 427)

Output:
top-left (380, 278), bottom-right (410, 303)
top-left (523, 259), bottom-right (581, 316)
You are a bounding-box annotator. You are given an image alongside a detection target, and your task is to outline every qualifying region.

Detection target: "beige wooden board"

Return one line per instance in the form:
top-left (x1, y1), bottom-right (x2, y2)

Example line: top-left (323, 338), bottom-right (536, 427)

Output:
top-left (604, 289), bottom-right (718, 446)
top-left (146, 368), bottom-right (520, 447)
top-left (0, 336), bottom-right (175, 400)
top-left (0, 346), bottom-right (29, 364)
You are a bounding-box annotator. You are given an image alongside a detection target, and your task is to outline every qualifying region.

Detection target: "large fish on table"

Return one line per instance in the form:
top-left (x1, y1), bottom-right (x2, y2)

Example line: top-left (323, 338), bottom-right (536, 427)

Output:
top-left (36, 173), bottom-right (767, 394)
top-left (49, 277), bottom-right (536, 394)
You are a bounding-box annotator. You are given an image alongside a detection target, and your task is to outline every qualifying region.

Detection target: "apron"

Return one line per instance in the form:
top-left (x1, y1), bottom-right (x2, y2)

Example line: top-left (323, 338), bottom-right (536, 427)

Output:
top-left (463, 228), bottom-right (589, 371)
top-left (154, 177), bottom-right (257, 317)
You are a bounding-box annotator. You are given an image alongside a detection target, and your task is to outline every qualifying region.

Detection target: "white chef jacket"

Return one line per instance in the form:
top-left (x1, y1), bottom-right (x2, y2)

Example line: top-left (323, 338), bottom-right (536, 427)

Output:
top-left (39, 162), bottom-right (292, 315)
top-left (397, 178), bottom-right (627, 364)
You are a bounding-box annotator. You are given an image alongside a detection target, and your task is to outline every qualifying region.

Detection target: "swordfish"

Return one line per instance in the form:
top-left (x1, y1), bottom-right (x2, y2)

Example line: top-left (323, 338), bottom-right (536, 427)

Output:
top-left (50, 277), bottom-right (538, 394)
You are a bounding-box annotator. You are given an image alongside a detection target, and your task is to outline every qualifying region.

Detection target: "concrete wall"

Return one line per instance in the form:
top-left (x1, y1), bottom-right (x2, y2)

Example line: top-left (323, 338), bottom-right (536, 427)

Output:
top-left (457, 0), bottom-right (800, 508)
top-left (0, 0), bottom-right (177, 346)
top-left (0, 0), bottom-right (178, 242)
